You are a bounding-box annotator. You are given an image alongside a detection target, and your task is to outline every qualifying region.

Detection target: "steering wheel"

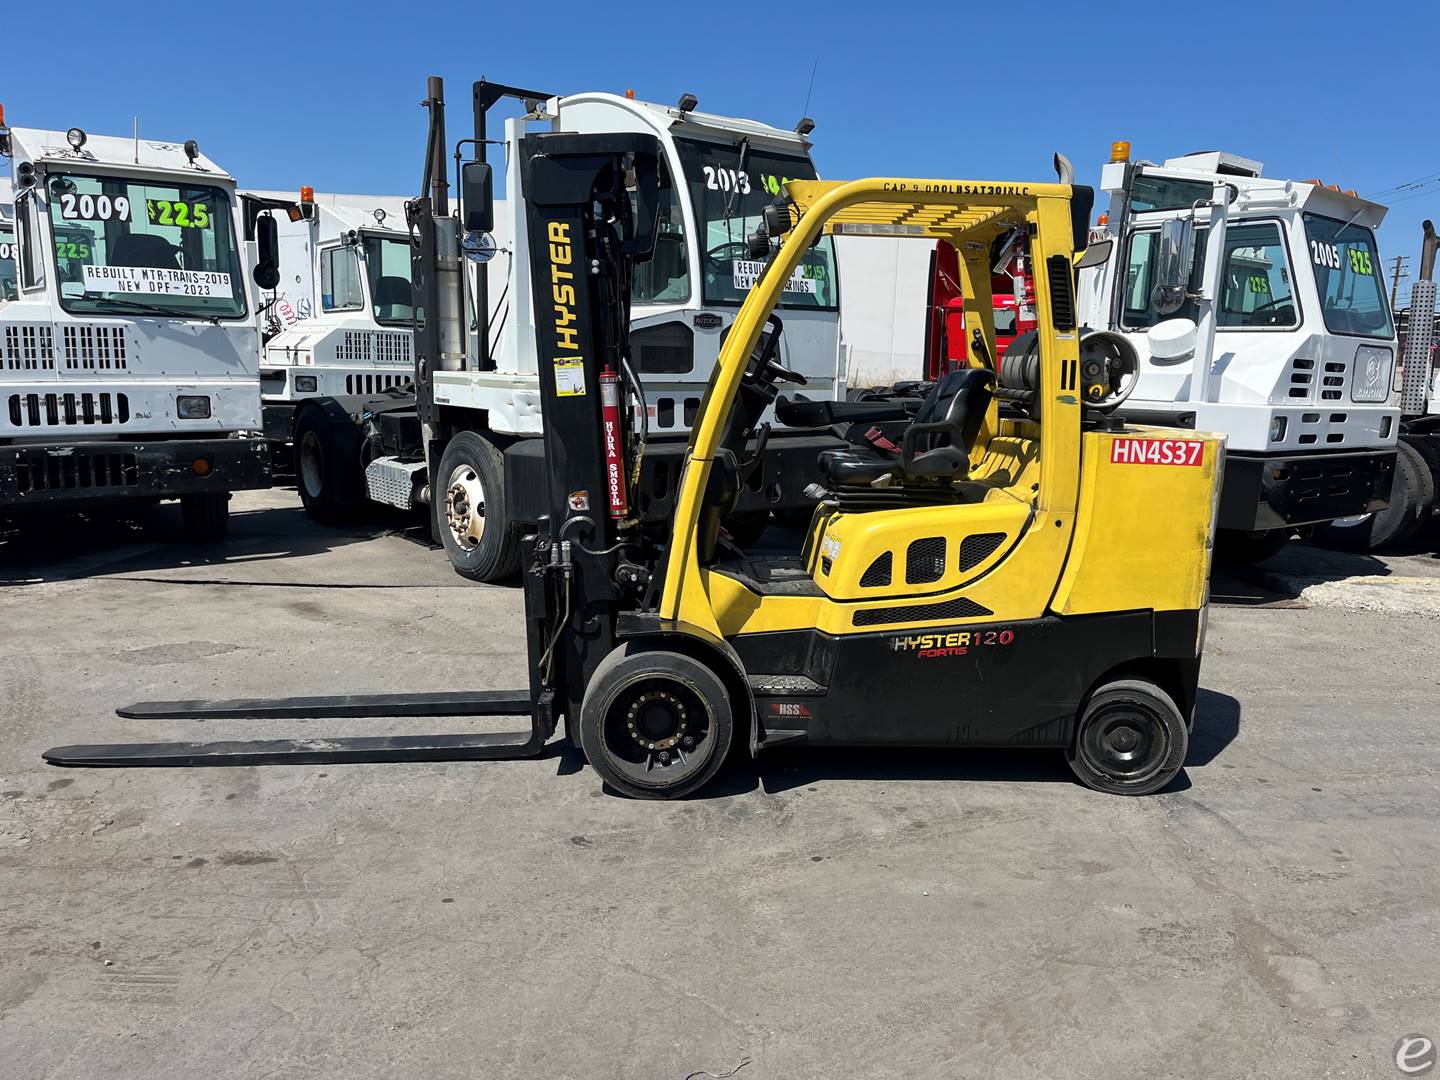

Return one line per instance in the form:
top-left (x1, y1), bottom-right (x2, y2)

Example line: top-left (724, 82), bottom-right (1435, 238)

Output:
top-left (1244, 296), bottom-right (1294, 327)
top-left (744, 315), bottom-right (806, 387)
top-left (705, 241), bottom-right (751, 271)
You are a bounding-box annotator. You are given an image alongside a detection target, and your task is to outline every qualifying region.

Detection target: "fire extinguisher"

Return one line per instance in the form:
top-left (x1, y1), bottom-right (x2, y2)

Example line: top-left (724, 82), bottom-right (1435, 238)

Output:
top-left (599, 367), bottom-right (629, 520)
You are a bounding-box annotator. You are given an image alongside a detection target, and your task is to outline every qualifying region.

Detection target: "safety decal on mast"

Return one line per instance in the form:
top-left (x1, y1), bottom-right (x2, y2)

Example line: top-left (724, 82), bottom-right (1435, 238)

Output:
top-left (547, 220), bottom-right (587, 397)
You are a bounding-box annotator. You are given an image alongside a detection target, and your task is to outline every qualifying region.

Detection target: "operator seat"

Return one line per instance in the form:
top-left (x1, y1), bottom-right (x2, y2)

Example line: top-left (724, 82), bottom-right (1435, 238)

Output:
top-left (112, 234), bottom-right (182, 271)
top-left (817, 367), bottom-right (994, 488)
top-left (374, 276), bottom-right (413, 319)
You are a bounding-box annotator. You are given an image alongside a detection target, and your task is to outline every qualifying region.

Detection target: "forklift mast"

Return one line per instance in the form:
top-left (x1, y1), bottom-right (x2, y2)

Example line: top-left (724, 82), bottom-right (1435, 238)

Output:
top-left (519, 131), bottom-right (664, 722)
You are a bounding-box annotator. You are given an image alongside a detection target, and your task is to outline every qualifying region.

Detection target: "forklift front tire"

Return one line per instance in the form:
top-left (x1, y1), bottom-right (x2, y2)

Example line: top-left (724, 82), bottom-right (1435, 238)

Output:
top-left (579, 644), bottom-right (734, 800)
top-left (1067, 677), bottom-right (1188, 796)
top-left (436, 430), bottom-right (521, 582)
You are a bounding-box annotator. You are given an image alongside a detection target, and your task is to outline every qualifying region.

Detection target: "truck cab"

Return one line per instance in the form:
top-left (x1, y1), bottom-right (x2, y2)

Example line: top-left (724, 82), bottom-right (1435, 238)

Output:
top-left (1079, 148), bottom-right (1398, 557)
top-left (0, 122), bottom-right (270, 537)
top-left (246, 190), bottom-right (415, 445)
top-left (446, 90), bottom-right (845, 437)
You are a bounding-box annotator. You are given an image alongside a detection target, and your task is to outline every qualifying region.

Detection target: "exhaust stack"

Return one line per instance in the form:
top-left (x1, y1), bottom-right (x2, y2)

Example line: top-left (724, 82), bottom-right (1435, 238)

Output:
top-left (1401, 220), bottom-right (1438, 418)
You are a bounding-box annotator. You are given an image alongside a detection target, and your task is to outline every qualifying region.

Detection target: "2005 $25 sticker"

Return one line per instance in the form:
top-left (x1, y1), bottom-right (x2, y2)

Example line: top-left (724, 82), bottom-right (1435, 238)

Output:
top-left (1110, 438), bottom-right (1204, 466)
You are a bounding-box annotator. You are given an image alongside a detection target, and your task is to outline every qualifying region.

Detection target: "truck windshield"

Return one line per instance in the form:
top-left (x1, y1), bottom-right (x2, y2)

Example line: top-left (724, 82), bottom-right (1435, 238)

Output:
top-left (0, 227), bottom-right (15, 301)
top-left (1303, 214), bottom-right (1393, 339)
top-left (362, 234), bottom-right (414, 326)
top-left (674, 138), bottom-right (838, 311)
top-left (45, 171), bottom-right (246, 319)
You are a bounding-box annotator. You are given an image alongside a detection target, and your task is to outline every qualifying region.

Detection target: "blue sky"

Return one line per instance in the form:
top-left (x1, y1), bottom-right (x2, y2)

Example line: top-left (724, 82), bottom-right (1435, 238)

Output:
top-left (9, 0), bottom-right (1439, 301)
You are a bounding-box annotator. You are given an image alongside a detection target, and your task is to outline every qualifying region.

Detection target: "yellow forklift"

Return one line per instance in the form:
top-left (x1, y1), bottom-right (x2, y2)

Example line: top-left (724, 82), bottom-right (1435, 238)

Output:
top-left (46, 125), bottom-right (1225, 799)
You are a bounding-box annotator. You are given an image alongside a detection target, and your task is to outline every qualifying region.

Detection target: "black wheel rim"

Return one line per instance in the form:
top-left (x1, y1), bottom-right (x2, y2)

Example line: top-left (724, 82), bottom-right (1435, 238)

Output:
top-left (1080, 700), bottom-right (1171, 786)
top-left (601, 676), bottom-right (714, 789)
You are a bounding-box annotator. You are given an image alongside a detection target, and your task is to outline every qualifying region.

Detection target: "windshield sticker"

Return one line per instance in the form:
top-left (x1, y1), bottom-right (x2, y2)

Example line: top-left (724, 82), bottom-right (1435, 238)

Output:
top-left (147, 199), bottom-right (212, 229)
top-left (702, 167), bottom-right (751, 194)
top-left (55, 238), bottom-right (92, 260)
top-left (82, 265), bottom-right (233, 298)
top-left (58, 193), bottom-right (131, 223)
top-left (732, 259), bottom-right (818, 294)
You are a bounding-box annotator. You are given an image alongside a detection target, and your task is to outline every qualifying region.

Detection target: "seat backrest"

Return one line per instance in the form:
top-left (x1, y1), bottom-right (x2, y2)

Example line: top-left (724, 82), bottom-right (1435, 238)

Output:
top-left (904, 367), bottom-right (994, 479)
top-left (112, 233), bottom-right (181, 271)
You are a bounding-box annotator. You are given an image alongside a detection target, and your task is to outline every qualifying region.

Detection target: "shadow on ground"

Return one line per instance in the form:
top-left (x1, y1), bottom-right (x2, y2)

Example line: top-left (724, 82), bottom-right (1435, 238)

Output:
top-left (0, 497), bottom-right (420, 585)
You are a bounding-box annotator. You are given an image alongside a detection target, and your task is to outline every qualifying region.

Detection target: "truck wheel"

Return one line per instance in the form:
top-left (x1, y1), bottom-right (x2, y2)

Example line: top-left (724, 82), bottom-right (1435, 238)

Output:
top-left (579, 644), bottom-right (734, 800)
top-left (1401, 434), bottom-right (1438, 521)
top-left (1067, 677), bottom-right (1188, 796)
top-left (294, 406), bottom-right (364, 525)
top-left (180, 492), bottom-right (230, 542)
top-left (1213, 527), bottom-right (1292, 566)
top-left (1312, 440), bottom-right (1428, 552)
top-left (436, 430), bottom-right (521, 582)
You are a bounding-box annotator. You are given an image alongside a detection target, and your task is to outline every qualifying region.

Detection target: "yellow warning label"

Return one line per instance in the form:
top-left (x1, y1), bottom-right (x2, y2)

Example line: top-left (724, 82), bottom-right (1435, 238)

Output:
top-left (554, 357), bottom-right (586, 397)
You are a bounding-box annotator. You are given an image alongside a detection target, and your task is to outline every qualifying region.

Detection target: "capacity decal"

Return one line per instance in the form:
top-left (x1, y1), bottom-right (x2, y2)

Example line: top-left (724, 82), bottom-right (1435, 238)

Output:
top-left (890, 628), bottom-right (1014, 659)
top-left (1110, 438), bottom-right (1203, 466)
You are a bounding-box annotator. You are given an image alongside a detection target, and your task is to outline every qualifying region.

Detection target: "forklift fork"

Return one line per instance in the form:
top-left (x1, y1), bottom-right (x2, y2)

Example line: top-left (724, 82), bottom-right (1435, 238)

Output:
top-left (43, 689), bottom-right (554, 768)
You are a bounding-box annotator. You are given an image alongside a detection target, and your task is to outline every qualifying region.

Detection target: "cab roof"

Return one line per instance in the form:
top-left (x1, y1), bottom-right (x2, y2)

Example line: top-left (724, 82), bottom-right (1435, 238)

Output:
top-left (555, 92), bottom-right (813, 153)
top-left (8, 127), bottom-right (232, 181)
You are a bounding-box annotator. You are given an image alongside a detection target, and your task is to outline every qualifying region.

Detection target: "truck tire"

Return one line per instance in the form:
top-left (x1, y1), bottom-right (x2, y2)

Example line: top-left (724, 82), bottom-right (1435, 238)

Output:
top-left (1401, 433), bottom-right (1439, 522)
top-left (180, 492), bottom-right (230, 542)
top-left (1067, 677), bottom-right (1188, 796)
top-left (578, 644), bottom-right (734, 800)
top-left (1312, 440), bottom-right (1428, 552)
top-left (1213, 527), bottom-right (1292, 566)
top-left (294, 405), bottom-right (364, 525)
top-left (436, 430), bottom-right (521, 582)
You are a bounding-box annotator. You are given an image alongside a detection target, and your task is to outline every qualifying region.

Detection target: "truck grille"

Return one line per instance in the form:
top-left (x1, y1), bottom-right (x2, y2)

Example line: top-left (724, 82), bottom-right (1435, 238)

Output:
top-left (7, 392), bottom-right (131, 428)
top-left (61, 325), bottom-right (129, 370)
top-left (345, 373), bottom-right (409, 395)
top-left (14, 451), bottom-right (139, 494)
top-left (3, 325), bottom-right (56, 370)
top-left (336, 331), bottom-right (411, 365)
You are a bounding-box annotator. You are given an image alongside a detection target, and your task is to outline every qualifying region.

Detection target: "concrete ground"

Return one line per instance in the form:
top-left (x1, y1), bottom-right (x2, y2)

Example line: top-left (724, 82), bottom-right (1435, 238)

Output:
top-left (2, 489), bottom-right (1438, 1079)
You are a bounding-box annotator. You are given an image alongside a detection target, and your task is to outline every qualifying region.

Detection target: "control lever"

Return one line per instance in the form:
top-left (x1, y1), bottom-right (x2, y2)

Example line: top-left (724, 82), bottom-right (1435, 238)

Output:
top-left (738, 421), bottom-right (772, 485)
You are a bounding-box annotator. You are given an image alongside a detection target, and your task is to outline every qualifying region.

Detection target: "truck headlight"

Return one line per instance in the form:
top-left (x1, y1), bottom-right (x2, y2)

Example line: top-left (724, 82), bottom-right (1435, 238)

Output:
top-left (1269, 416), bottom-right (1287, 443)
top-left (176, 395), bottom-right (211, 419)
top-left (294, 375), bottom-right (318, 393)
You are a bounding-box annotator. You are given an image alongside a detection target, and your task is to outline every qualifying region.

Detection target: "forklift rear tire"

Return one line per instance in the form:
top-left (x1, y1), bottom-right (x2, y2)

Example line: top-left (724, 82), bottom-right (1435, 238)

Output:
top-left (179, 492), bottom-right (230, 542)
top-left (436, 430), bottom-right (521, 582)
top-left (294, 406), bottom-right (365, 525)
top-left (1213, 527), bottom-right (1292, 566)
top-left (579, 645), bottom-right (734, 800)
top-left (1067, 677), bottom-right (1188, 796)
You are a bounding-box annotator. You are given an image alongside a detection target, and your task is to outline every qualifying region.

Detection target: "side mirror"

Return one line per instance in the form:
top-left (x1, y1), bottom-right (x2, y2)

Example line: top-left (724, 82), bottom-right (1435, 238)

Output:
top-left (1150, 217), bottom-right (1194, 315)
top-left (461, 161), bottom-right (493, 234)
top-left (1073, 239), bottom-right (1113, 270)
top-left (253, 214), bottom-right (280, 291)
top-left (1147, 317), bottom-right (1197, 362)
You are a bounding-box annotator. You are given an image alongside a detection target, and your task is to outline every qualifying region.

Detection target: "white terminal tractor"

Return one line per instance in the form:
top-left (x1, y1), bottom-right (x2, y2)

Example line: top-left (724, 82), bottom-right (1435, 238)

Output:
top-left (0, 112), bottom-right (274, 538)
top-left (240, 187), bottom-right (415, 453)
top-left (284, 80), bottom-right (850, 582)
top-left (1079, 145), bottom-right (1399, 562)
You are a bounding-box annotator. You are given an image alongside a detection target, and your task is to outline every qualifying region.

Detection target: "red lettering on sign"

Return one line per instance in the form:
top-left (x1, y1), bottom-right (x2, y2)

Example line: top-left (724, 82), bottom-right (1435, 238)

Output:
top-left (1110, 438), bottom-right (1203, 466)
